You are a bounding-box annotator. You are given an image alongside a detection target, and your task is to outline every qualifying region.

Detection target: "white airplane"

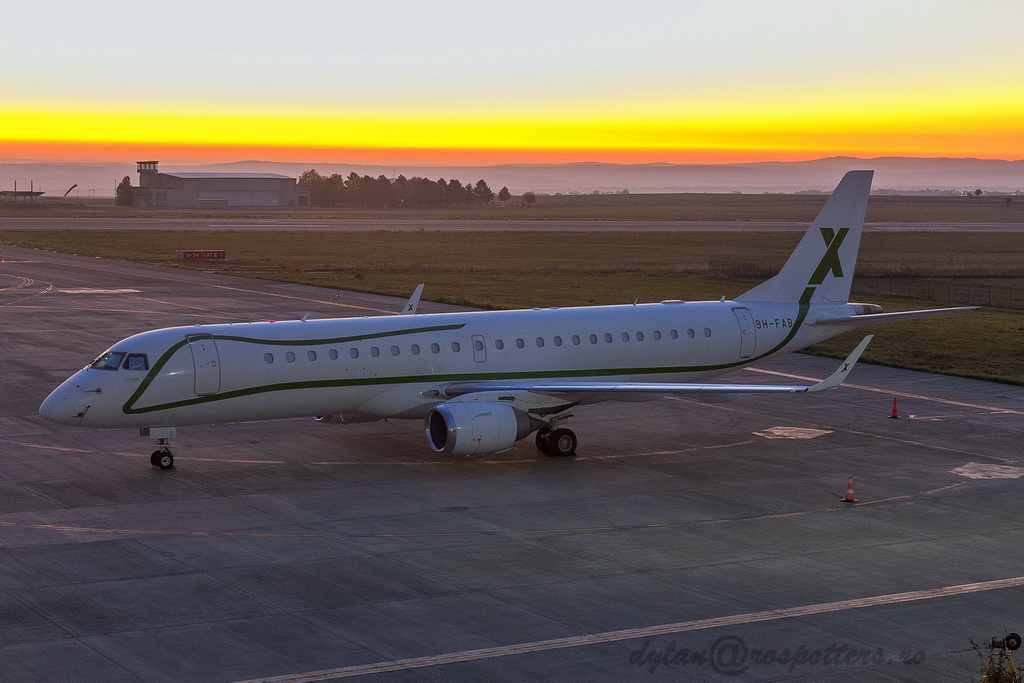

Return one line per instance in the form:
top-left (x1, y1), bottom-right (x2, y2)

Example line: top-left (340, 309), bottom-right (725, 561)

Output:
top-left (40, 171), bottom-right (973, 469)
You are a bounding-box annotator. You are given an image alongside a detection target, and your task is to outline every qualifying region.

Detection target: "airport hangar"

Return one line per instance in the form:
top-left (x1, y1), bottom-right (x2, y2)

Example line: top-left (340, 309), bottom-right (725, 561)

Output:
top-left (131, 161), bottom-right (311, 208)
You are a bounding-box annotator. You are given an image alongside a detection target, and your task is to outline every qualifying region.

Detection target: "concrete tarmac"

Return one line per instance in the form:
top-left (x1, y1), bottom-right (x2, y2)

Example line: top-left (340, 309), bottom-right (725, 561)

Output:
top-left (1, 243), bottom-right (1023, 682)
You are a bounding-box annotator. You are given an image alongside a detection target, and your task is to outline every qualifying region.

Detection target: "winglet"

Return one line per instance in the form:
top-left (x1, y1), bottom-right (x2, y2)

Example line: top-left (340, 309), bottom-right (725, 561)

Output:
top-left (806, 334), bottom-right (873, 392)
top-left (401, 283), bottom-right (425, 315)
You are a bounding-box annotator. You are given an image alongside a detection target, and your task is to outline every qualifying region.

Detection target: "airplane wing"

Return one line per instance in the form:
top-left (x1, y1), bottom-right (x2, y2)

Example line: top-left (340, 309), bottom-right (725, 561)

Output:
top-left (439, 335), bottom-right (872, 401)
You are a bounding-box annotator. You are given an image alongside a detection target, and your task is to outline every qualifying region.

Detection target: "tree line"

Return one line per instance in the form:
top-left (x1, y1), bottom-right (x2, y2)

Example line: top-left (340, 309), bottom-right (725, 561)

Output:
top-left (298, 170), bottom-right (511, 208)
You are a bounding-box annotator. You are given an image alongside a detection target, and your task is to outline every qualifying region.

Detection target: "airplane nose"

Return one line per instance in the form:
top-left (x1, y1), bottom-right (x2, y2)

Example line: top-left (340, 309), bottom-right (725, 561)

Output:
top-left (39, 389), bottom-right (64, 423)
top-left (40, 386), bottom-right (70, 423)
top-left (39, 382), bottom-right (91, 425)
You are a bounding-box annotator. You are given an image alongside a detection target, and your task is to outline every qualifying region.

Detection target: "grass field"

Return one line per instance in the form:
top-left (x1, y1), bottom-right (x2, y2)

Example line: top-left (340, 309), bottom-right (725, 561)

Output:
top-left (2, 228), bottom-right (1022, 385)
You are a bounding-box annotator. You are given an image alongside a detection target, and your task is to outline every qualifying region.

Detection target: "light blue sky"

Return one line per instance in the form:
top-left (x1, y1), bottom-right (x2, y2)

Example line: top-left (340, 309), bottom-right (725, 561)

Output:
top-left (6, 0), bottom-right (1020, 111)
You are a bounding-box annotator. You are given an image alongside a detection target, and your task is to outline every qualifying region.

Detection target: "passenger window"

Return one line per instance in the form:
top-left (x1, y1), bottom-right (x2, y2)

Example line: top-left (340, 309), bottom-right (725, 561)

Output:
top-left (474, 339), bottom-right (484, 352)
top-left (495, 339), bottom-right (504, 350)
top-left (431, 343), bottom-right (440, 354)
top-left (308, 350), bottom-right (317, 361)
top-left (371, 347), bottom-right (380, 358)
top-left (411, 344), bottom-right (421, 355)
top-left (286, 351), bottom-right (296, 362)
top-left (687, 329), bottom-right (695, 339)
top-left (350, 348), bottom-right (359, 359)
top-left (264, 353), bottom-right (274, 364)
top-left (637, 331), bottom-right (645, 342)
top-left (123, 354), bottom-right (149, 371)
top-left (391, 345), bottom-right (400, 356)
top-left (516, 338), bottom-right (525, 349)
top-left (572, 335), bottom-right (581, 345)
top-left (653, 330), bottom-right (662, 341)
top-left (704, 327), bottom-right (712, 337)
top-left (589, 334), bottom-right (598, 344)
top-left (328, 349), bottom-right (338, 360)
top-left (621, 332), bottom-right (630, 342)
top-left (90, 351), bottom-right (125, 371)
top-left (670, 329), bottom-right (679, 340)
top-left (536, 337), bottom-right (545, 348)
top-left (554, 336), bottom-right (563, 346)
top-left (604, 333), bottom-right (613, 343)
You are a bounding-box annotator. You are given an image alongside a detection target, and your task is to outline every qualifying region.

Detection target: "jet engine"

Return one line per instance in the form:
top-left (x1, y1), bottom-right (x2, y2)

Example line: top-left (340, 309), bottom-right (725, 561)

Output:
top-left (425, 401), bottom-right (534, 456)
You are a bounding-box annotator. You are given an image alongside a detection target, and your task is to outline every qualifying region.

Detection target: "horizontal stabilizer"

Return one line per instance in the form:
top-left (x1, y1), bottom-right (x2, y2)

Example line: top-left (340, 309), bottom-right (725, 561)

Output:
top-left (808, 307), bottom-right (978, 329)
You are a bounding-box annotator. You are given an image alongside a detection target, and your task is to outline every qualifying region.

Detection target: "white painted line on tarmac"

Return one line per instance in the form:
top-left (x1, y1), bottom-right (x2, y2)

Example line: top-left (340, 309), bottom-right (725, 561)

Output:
top-left (951, 462), bottom-right (1024, 479)
top-left (748, 367), bottom-right (1024, 417)
top-left (58, 288), bottom-right (141, 294)
top-left (232, 575), bottom-right (1024, 682)
top-left (754, 426), bottom-right (832, 439)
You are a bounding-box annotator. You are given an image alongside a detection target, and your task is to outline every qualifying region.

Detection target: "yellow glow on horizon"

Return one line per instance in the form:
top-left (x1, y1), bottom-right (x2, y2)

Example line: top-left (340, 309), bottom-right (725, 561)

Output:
top-left (2, 87), bottom-right (1022, 164)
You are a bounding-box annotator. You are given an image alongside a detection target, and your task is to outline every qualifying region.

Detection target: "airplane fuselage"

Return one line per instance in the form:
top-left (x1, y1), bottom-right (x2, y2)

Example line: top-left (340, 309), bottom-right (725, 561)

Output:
top-left (41, 171), bottom-right (974, 466)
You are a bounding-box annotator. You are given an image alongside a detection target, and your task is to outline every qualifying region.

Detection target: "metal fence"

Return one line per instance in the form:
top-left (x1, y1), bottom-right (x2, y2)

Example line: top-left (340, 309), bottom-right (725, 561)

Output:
top-left (851, 277), bottom-right (1023, 309)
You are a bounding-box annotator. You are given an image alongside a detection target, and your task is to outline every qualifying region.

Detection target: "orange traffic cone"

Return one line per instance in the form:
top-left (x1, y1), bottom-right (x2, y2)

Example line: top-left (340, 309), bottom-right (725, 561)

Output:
top-left (842, 475), bottom-right (857, 503)
top-left (888, 397), bottom-right (900, 419)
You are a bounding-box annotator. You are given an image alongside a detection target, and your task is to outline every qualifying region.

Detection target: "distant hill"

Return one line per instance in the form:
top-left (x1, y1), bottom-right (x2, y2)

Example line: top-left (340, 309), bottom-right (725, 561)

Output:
top-left (2, 156), bottom-right (1022, 198)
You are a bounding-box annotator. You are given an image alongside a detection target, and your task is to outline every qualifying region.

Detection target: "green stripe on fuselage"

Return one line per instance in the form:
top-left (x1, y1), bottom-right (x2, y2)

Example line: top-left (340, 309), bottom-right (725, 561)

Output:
top-left (122, 296), bottom-right (817, 415)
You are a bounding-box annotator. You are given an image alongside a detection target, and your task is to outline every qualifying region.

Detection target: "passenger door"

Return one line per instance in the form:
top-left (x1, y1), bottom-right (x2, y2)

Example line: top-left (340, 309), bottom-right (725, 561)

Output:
top-left (187, 334), bottom-right (221, 395)
top-left (732, 308), bottom-right (756, 358)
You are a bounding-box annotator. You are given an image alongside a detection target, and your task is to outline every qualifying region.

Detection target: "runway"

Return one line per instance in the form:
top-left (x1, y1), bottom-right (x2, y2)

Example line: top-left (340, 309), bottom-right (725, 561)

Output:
top-left (2, 216), bottom-right (1024, 232)
top-left (1, 243), bottom-right (1023, 681)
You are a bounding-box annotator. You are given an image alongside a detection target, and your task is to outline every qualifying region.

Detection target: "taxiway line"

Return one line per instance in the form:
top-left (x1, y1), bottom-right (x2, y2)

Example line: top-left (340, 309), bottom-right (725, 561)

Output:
top-left (748, 367), bottom-right (1024, 416)
top-left (1, 252), bottom-right (400, 315)
top-left (0, 493), bottom-right (917, 541)
top-left (232, 575), bottom-right (1024, 682)
top-left (313, 439), bottom-right (758, 467)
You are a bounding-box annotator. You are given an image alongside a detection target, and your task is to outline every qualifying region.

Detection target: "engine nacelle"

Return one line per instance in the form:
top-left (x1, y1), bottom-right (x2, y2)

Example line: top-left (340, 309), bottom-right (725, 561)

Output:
top-left (313, 413), bottom-right (381, 424)
top-left (424, 401), bottom-right (533, 456)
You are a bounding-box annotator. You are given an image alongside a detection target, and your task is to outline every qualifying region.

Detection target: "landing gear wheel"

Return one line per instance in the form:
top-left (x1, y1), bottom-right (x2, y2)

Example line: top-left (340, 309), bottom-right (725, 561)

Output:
top-left (535, 427), bottom-right (553, 455)
top-left (536, 427), bottom-right (577, 457)
top-left (548, 428), bottom-right (577, 457)
top-left (150, 449), bottom-right (174, 470)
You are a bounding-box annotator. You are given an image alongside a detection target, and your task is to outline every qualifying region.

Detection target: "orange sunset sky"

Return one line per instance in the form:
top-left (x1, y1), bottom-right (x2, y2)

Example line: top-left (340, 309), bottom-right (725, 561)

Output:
top-left (2, 0), bottom-right (1022, 166)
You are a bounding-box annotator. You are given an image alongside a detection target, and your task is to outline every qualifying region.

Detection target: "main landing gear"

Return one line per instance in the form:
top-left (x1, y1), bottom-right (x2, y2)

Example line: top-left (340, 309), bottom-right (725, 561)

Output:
top-left (142, 427), bottom-right (176, 470)
top-left (535, 426), bottom-right (578, 457)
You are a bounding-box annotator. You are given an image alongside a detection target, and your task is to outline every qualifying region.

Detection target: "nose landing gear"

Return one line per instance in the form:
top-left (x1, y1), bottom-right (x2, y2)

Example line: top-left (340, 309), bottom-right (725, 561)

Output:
top-left (150, 442), bottom-right (174, 470)
top-left (142, 427), bottom-right (176, 470)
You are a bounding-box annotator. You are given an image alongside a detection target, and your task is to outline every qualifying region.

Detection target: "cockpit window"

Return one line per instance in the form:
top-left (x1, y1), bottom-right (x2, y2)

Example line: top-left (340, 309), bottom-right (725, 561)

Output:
top-left (123, 354), bottom-right (149, 371)
top-left (90, 351), bottom-right (125, 371)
